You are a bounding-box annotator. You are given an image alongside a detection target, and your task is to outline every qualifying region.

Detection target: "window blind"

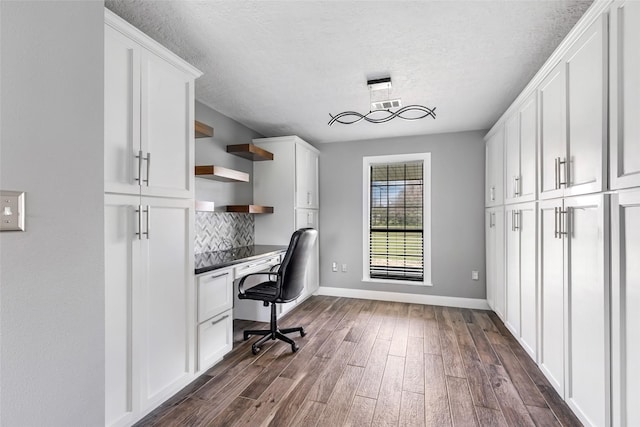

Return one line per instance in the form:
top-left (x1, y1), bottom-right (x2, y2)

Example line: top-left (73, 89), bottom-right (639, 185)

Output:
top-left (369, 161), bottom-right (424, 281)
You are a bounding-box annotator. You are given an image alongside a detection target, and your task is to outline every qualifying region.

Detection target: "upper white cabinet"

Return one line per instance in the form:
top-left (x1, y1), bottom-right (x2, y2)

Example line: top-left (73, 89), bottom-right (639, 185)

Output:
top-left (610, 1), bottom-right (640, 190)
top-left (105, 13), bottom-right (200, 198)
top-left (611, 189), bottom-right (640, 427)
top-left (505, 93), bottom-right (537, 204)
top-left (295, 143), bottom-right (319, 209)
top-left (539, 16), bottom-right (608, 200)
top-left (485, 126), bottom-right (504, 207)
top-left (539, 195), bottom-right (609, 426)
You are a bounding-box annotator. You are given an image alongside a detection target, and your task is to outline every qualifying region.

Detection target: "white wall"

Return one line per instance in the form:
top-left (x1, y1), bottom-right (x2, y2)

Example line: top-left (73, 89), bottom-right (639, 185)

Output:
top-left (0, 1), bottom-right (104, 425)
top-left (194, 100), bottom-right (263, 208)
top-left (318, 130), bottom-right (487, 300)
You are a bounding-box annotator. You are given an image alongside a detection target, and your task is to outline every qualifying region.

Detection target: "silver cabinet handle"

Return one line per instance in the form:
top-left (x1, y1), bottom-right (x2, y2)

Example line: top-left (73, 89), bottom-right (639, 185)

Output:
top-left (559, 208), bottom-right (569, 237)
top-left (307, 191), bottom-right (311, 206)
top-left (514, 211), bottom-right (520, 231)
top-left (514, 176), bottom-right (520, 197)
top-left (209, 272), bottom-right (228, 280)
top-left (144, 205), bottom-right (150, 239)
top-left (145, 152), bottom-right (151, 186)
top-left (210, 314), bottom-right (229, 326)
top-left (136, 150), bottom-right (144, 183)
top-left (554, 157), bottom-right (559, 190)
top-left (489, 212), bottom-right (494, 228)
top-left (490, 186), bottom-right (495, 202)
top-left (554, 207), bottom-right (559, 239)
top-left (135, 205), bottom-right (143, 239)
top-left (558, 158), bottom-right (567, 187)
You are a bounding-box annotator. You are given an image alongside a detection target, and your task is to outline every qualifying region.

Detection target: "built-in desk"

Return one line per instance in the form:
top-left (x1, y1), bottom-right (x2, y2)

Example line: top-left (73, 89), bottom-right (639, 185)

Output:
top-left (194, 245), bottom-right (287, 373)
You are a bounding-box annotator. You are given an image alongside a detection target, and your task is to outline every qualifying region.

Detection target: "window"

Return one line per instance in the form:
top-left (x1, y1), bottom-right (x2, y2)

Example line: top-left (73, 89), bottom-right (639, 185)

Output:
top-left (363, 153), bottom-right (431, 285)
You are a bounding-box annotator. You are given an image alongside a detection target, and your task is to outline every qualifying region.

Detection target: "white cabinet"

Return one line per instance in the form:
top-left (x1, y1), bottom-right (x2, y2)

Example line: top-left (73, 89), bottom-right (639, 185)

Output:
top-left (539, 16), bottom-right (607, 200)
top-left (197, 269), bottom-right (233, 323)
top-left (539, 195), bottom-right (609, 426)
top-left (105, 16), bottom-right (199, 199)
top-left (611, 189), bottom-right (640, 427)
top-left (105, 194), bottom-right (194, 426)
top-left (610, 1), bottom-right (640, 190)
top-left (504, 94), bottom-right (537, 204)
top-left (253, 135), bottom-right (320, 300)
top-left (198, 311), bottom-right (233, 371)
top-left (504, 202), bottom-right (537, 360)
top-left (104, 9), bottom-right (201, 427)
top-left (485, 127), bottom-right (504, 207)
top-left (486, 207), bottom-right (505, 319)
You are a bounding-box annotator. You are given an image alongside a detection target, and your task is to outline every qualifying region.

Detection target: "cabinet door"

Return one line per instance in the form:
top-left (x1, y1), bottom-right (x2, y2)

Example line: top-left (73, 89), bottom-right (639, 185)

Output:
top-left (138, 197), bottom-right (193, 412)
top-left (539, 199), bottom-right (565, 395)
top-left (485, 128), bottom-right (504, 206)
top-left (198, 310), bottom-right (233, 372)
top-left (104, 25), bottom-right (141, 196)
top-left (295, 209), bottom-right (319, 297)
top-left (140, 50), bottom-right (194, 199)
top-left (504, 114), bottom-right (521, 204)
top-left (564, 194), bottom-right (609, 427)
top-left (487, 208), bottom-right (505, 319)
top-left (565, 15), bottom-right (607, 197)
top-left (485, 210), bottom-right (495, 311)
top-left (519, 203), bottom-right (537, 360)
top-left (610, 1), bottom-right (640, 190)
top-left (197, 269), bottom-right (233, 323)
top-left (105, 194), bottom-right (142, 427)
top-left (295, 144), bottom-right (319, 209)
top-left (519, 93), bottom-right (537, 202)
top-left (612, 190), bottom-right (640, 427)
top-left (505, 205), bottom-right (521, 336)
top-left (539, 62), bottom-right (567, 200)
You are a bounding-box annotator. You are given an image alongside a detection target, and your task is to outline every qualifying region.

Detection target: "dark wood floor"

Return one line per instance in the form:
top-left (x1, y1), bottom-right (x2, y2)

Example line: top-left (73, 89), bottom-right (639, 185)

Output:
top-left (136, 296), bottom-right (582, 427)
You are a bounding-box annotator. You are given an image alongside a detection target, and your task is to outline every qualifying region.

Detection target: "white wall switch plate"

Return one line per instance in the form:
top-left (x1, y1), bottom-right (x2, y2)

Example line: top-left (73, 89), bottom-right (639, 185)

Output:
top-left (332, 262), bottom-right (338, 272)
top-left (472, 270), bottom-right (479, 281)
top-left (341, 263), bottom-right (347, 272)
top-left (1, 191), bottom-right (25, 231)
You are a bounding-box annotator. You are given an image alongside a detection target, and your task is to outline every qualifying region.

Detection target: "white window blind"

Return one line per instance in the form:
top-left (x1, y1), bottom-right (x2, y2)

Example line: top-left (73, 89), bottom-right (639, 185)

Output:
top-left (369, 161), bottom-right (424, 282)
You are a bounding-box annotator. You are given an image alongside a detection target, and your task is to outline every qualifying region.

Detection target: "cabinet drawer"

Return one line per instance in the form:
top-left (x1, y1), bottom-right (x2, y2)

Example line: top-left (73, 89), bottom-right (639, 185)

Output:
top-left (198, 270), bottom-right (232, 323)
top-left (198, 310), bottom-right (233, 371)
top-left (234, 255), bottom-right (280, 278)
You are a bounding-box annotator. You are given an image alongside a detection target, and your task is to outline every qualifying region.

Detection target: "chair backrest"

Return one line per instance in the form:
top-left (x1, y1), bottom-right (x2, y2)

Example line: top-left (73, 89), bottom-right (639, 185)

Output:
top-left (278, 228), bottom-right (318, 302)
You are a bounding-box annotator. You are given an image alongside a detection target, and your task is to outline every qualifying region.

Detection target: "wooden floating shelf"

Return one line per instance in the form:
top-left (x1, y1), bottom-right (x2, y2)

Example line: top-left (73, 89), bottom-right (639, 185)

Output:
top-left (195, 165), bottom-right (249, 183)
top-left (195, 200), bottom-right (215, 212)
top-left (226, 205), bottom-right (274, 214)
top-left (226, 144), bottom-right (274, 161)
top-left (195, 120), bottom-right (214, 138)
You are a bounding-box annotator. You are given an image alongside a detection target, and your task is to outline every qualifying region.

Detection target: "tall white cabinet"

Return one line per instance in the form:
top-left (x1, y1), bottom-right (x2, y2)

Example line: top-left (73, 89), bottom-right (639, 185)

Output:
top-left (104, 10), bottom-right (201, 427)
top-left (253, 136), bottom-right (320, 305)
top-left (485, 207), bottom-right (505, 319)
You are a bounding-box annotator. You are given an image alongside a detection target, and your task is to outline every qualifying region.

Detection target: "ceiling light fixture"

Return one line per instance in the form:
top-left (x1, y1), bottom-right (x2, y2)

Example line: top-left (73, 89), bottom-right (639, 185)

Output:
top-left (328, 77), bottom-right (436, 126)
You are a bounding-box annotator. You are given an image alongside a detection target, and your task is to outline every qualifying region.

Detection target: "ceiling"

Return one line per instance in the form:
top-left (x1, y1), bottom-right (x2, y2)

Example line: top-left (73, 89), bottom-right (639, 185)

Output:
top-left (106, 0), bottom-right (593, 144)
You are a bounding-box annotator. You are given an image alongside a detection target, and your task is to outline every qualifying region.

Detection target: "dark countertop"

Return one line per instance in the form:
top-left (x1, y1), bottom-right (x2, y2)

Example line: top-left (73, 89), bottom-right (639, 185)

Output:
top-left (195, 245), bottom-right (287, 275)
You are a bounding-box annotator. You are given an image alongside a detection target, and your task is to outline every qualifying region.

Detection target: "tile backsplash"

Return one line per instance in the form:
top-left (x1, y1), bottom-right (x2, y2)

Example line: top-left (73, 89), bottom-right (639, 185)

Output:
top-left (195, 211), bottom-right (254, 254)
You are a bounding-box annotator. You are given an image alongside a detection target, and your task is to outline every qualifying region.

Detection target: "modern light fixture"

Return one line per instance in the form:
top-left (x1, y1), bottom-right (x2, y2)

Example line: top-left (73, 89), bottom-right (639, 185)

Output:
top-left (328, 77), bottom-right (436, 126)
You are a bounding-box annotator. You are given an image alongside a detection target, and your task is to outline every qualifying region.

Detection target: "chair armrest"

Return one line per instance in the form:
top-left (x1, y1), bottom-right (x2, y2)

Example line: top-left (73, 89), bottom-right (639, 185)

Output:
top-left (269, 263), bottom-right (281, 272)
top-left (238, 271), bottom-right (280, 295)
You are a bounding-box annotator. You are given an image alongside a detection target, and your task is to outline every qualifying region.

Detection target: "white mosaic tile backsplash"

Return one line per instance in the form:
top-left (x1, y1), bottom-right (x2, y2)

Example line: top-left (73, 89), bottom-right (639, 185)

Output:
top-left (195, 211), bottom-right (254, 254)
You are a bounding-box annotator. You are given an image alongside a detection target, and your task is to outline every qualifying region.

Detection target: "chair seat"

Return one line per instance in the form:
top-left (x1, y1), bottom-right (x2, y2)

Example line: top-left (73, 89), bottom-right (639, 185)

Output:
top-left (239, 281), bottom-right (279, 302)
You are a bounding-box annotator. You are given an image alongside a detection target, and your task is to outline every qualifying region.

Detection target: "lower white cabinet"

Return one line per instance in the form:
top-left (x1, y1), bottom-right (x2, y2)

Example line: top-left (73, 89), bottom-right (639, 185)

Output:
top-left (486, 207), bottom-right (505, 319)
top-left (611, 189), bottom-right (640, 427)
top-left (504, 202), bottom-right (537, 360)
top-left (539, 195), bottom-right (609, 427)
top-left (197, 269), bottom-right (233, 323)
top-left (296, 208), bottom-right (319, 298)
top-left (105, 194), bottom-right (194, 427)
top-left (198, 310), bottom-right (233, 371)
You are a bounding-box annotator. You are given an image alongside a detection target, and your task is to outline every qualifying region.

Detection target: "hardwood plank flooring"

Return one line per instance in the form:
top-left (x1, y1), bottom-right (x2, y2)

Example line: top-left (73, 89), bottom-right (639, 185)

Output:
top-left (135, 297), bottom-right (582, 427)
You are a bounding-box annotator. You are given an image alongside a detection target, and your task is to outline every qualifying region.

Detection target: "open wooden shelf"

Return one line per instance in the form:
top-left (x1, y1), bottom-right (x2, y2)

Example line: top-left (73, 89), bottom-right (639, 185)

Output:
top-left (195, 165), bottom-right (249, 182)
top-left (226, 144), bottom-right (274, 161)
top-left (195, 201), bottom-right (215, 212)
top-left (195, 120), bottom-right (214, 138)
top-left (226, 205), bottom-right (274, 214)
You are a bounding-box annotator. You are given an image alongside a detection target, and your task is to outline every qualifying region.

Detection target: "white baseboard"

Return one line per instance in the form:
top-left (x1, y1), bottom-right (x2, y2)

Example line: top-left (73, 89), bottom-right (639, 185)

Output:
top-left (316, 286), bottom-right (490, 310)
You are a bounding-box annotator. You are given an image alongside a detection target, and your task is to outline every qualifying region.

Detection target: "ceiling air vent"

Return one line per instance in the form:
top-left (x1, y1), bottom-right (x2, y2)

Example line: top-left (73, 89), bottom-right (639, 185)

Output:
top-left (371, 98), bottom-right (402, 110)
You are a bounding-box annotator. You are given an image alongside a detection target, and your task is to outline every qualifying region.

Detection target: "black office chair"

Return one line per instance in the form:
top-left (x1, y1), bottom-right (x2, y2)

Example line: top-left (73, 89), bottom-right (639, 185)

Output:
top-left (238, 228), bottom-right (318, 355)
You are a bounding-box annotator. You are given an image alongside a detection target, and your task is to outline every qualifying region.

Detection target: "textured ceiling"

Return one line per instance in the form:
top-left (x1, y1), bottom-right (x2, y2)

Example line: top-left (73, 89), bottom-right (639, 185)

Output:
top-left (106, 0), bottom-right (593, 144)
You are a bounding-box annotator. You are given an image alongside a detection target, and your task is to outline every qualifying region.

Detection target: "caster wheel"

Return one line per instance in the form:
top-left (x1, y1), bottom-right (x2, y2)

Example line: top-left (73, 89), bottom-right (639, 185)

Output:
top-left (243, 332), bottom-right (250, 341)
top-left (292, 344), bottom-right (299, 353)
top-left (300, 329), bottom-right (306, 337)
top-left (252, 345), bottom-right (260, 355)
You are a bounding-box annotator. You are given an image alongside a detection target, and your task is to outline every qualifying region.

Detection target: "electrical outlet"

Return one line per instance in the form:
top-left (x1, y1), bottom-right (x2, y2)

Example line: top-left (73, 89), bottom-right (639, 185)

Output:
top-left (341, 263), bottom-right (347, 272)
top-left (472, 270), bottom-right (479, 281)
top-left (332, 262), bottom-right (338, 272)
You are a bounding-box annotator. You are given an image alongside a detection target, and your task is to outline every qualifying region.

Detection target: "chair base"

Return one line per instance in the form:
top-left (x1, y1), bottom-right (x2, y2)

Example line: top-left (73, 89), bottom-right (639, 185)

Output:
top-left (243, 303), bottom-right (305, 354)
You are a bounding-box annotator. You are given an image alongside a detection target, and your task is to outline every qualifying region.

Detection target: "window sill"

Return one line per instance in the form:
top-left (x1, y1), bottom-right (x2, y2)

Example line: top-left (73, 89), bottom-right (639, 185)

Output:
top-left (362, 277), bottom-right (433, 287)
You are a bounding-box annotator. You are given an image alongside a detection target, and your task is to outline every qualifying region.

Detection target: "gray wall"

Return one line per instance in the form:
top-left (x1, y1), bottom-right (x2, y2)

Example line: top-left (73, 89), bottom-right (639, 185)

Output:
top-left (0, 1), bottom-right (105, 425)
top-left (195, 100), bottom-right (263, 208)
top-left (318, 130), bottom-right (486, 299)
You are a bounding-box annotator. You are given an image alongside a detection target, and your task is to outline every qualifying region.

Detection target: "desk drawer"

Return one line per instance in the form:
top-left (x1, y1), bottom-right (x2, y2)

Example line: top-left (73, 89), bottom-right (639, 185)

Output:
top-left (198, 309), bottom-right (232, 371)
top-left (234, 255), bottom-right (280, 278)
top-left (198, 269), bottom-right (233, 323)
